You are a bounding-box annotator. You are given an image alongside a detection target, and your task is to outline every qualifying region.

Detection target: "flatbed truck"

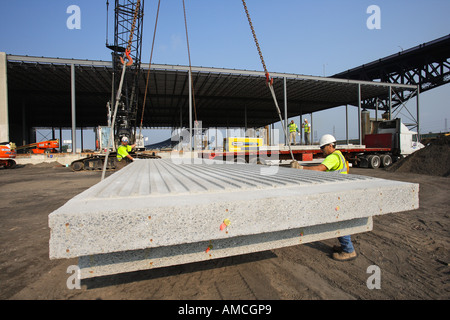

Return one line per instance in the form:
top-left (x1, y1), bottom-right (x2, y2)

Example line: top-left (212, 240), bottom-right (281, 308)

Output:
top-left (199, 119), bottom-right (424, 169)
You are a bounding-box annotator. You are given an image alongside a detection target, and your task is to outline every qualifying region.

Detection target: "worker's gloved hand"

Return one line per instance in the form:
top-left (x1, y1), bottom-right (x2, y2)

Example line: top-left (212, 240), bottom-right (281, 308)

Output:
top-left (290, 161), bottom-right (303, 169)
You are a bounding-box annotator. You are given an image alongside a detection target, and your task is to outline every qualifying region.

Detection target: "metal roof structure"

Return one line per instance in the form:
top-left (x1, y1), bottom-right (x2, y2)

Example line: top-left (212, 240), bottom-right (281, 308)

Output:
top-left (6, 55), bottom-right (417, 132)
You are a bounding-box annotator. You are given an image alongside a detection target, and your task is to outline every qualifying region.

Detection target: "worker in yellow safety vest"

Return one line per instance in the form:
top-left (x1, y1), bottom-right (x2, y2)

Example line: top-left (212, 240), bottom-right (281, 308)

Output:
top-left (117, 136), bottom-right (136, 163)
top-left (288, 120), bottom-right (299, 145)
top-left (302, 119), bottom-right (311, 145)
top-left (299, 134), bottom-right (356, 261)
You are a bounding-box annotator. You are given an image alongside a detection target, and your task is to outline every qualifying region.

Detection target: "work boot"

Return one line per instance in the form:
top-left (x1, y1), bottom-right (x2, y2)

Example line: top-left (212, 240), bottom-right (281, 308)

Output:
top-left (332, 250), bottom-right (357, 261)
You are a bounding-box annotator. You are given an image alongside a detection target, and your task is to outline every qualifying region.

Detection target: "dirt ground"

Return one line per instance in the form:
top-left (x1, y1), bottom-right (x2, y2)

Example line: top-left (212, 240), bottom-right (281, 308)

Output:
top-left (0, 159), bottom-right (448, 301)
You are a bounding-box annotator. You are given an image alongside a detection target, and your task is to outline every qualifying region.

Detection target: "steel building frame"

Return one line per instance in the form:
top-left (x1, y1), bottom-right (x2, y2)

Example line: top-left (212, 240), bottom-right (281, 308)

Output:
top-left (5, 55), bottom-right (417, 147)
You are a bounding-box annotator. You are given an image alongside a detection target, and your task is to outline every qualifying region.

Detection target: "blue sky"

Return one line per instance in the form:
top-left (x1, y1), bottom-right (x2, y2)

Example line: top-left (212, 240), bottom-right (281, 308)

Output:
top-left (1, 0), bottom-right (449, 147)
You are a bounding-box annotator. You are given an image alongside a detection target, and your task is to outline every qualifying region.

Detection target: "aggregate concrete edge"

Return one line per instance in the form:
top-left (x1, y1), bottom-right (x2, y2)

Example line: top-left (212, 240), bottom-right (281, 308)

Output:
top-left (49, 160), bottom-right (419, 259)
top-left (78, 217), bottom-right (373, 279)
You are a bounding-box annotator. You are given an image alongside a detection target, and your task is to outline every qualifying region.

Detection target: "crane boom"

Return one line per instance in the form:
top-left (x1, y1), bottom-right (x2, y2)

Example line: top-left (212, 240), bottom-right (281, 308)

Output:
top-left (106, 0), bottom-right (145, 148)
top-left (70, 1), bottom-right (162, 173)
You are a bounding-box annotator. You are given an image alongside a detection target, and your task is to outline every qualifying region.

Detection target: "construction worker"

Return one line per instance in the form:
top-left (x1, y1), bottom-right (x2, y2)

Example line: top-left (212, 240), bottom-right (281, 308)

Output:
top-left (302, 119), bottom-right (311, 145)
top-left (117, 136), bottom-right (136, 164)
top-left (288, 120), bottom-right (299, 145)
top-left (301, 134), bottom-right (356, 261)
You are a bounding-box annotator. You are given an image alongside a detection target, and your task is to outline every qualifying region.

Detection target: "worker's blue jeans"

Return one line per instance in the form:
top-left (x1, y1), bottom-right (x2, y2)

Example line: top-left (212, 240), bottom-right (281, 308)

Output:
top-left (338, 235), bottom-right (354, 253)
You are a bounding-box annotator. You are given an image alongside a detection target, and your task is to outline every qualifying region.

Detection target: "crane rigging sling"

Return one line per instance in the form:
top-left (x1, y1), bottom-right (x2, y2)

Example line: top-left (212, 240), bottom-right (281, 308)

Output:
top-left (241, 0), bottom-right (295, 162)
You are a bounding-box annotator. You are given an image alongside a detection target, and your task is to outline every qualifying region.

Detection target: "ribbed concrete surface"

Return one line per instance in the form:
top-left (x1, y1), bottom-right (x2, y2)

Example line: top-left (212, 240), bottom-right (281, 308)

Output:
top-left (81, 158), bottom-right (372, 197)
top-left (49, 159), bottom-right (419, 264)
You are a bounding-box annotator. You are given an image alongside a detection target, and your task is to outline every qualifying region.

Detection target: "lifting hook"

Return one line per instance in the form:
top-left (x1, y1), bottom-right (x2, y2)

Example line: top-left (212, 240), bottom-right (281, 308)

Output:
top-left (120, 49), bottom-right (133, 66)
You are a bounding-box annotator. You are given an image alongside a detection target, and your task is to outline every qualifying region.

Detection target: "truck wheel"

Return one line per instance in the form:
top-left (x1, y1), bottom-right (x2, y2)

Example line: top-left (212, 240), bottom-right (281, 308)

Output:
top-left (380, 154), bottom-right (392, 167)
top-left (368, 155), bottom-right (380, 169)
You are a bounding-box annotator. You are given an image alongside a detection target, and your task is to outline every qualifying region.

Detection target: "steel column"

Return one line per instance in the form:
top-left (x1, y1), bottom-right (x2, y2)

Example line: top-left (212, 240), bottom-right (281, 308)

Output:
top-left (416, 85), bottom-right (420, 136)
top-left (358, 84), bottom-right (362, 145)
top-left (189, 69), bottom-right (192, 150)
top-left (284, 77), bottom-right (288, 145)
top-left (389, 86), bottom-right (392, 120)
top-left (346, 104), bottom-right (349, 144)
top-left (71, 64), bottom-right (76, 154)
top-left (299, 107), bottom-right (303, 145)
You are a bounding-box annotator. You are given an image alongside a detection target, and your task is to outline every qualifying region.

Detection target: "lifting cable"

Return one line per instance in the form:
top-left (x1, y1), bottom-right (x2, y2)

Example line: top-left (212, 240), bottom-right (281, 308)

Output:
top-left (102, 0), bottom-right (142, 181)
top-left (183, 0), bottom-right (198, 124)
top-left (139, 0), bottom-right (198, 147)
top-left (139, 0), bottom-right (161, 139)
top-left (241, 0), bottom-right (295, 162)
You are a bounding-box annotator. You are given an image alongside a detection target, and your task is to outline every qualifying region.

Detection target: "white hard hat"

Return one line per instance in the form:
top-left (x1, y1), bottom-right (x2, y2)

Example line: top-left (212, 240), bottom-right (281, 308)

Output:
top-left (121, 136), bottom-right (129, 142)
top-left (319, 134), bottom-right (336, 148)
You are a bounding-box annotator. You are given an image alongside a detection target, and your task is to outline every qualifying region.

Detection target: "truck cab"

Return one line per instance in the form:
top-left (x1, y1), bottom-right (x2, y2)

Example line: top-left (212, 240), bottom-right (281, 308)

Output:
top-left (355, 118), bottom-right (424, 169)
top-left (375, 119), bottom-right (424, 156)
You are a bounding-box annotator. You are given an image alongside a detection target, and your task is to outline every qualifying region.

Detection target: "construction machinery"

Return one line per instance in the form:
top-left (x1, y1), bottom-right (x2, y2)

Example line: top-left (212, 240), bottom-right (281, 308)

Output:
top-left (15, 139), bottom-right (59, 154)
top-left (70, 0), bottom-right (159, 172)
top-left (0, 142), bottom-right (16, 169)
top-left (105, 0), bottom-right (144, 149)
